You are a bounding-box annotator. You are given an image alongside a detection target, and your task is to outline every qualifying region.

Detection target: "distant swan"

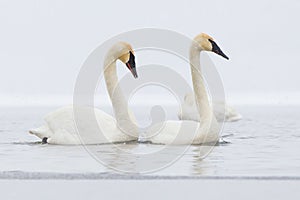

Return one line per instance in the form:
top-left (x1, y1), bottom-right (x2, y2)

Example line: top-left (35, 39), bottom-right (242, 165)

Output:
top-left (178, 93), bottom-right (242, 122)
top-left (146, 33), bottom-right (229, 145)
top-left (29, 42), bottom-right (139, 144)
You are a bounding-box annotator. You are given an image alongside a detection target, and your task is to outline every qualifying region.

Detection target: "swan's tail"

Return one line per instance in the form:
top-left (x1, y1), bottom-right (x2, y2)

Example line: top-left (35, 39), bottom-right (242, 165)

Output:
top-left (29, 125), bottom-right (52, 140)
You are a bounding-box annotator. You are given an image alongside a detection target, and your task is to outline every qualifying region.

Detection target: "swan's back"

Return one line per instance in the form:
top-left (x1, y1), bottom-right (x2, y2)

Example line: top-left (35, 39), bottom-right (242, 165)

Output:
top-left (146, 120), bottom-right (219, 145)
top-left (179, 93), bottom-right (242, 122)
top-left (30, 106), bottom-right (136, 144)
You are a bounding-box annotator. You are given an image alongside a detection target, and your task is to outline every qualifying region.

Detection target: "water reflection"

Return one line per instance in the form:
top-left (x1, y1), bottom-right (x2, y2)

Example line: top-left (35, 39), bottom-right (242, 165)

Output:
top-left (88, 143), bottom-right (195, 174)
top-left (191, 147), bottom-right (206, 175)
top-left (83, 141), bottom-right (221, 175)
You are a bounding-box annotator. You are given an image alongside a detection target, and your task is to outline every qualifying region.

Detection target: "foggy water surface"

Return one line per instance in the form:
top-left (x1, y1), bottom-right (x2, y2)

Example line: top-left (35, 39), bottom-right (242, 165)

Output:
top-left (1, 105), bottom-right (300, 178)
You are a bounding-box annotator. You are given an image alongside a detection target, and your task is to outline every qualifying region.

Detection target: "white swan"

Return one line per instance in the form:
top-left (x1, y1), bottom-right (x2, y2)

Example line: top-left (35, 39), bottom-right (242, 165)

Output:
top-left (178, 93), bottom-right (242, 122)
top-left (29, 42), bottom-right (139, 144)
top-left (178, 33), bottom-right (242, 123)
top-left (145, 33), bottom-right (229, 145)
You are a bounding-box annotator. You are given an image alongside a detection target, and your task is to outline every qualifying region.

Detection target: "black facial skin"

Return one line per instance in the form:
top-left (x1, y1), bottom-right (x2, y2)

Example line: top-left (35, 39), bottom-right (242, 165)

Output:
top-left (126, 51), bottom-right (138, 78)
top-left (208, 39), bottom-right (229, 60)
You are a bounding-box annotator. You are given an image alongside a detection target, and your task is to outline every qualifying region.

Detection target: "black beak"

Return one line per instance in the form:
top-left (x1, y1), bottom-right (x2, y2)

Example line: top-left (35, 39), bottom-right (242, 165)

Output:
top-left (209, 39), bottom-right (229, 60)
top-left (126, 51), bottom-right (138, 78)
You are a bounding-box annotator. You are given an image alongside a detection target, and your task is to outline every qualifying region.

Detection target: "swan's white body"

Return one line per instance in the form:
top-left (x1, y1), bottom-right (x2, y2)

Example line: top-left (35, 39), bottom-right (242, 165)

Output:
top-left (29, 42), bottom-right (139, 144)
top-left (145, 119), bottom-right (219, 145)
top-left (146, 34), bottom-right (223, 145)
top-left (178, 92), bottom-right (242, 122)
top-left (29, 106), bottom-right (137, 144)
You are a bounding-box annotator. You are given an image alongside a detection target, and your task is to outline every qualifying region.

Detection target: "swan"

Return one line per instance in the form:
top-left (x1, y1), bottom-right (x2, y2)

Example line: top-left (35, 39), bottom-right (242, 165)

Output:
top-left (178, 34), bottom-right (242, 123)
top-left (178, 93), bottom-right (242, 122)
top-left (29, 42), bottom-right (139, 144)
top-left (145, 33), bottom-right (229, 145)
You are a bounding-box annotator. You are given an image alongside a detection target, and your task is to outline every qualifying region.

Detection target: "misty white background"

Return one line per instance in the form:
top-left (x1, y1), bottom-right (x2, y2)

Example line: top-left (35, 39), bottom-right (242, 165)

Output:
top-left (0, 0), bottom-right (299, 106)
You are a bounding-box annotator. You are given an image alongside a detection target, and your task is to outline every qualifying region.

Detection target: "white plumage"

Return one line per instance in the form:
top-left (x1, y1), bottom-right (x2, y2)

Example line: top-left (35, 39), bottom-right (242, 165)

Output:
top-left (146, 33), bottom-right (231, 145)
top-left (178, 92), bottom-right (242, 122)
top-left (29, 106), bottom-right (137, 144)
top-left (29, 42), bottom-right (139, 144)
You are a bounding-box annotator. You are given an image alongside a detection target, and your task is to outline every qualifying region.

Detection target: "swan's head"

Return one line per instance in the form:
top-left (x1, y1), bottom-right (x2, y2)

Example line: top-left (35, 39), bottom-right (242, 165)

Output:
top-left (194, 33), bottom-right (229, 60)
top-left (109, 42), bottom-right (138, 78)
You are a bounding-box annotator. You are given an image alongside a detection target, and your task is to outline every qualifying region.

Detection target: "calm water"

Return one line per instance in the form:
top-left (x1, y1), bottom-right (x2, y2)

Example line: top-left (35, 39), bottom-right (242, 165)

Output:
top-left (1, 105), bottom-right (300, 178)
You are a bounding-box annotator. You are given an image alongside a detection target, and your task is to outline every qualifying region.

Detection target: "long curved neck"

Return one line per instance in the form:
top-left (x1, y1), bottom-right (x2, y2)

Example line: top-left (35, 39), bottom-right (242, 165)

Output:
top-left (104, 58), bottom-right (126, 118)
top-left (103, 55), bottom-right (137, 135)
top-left (189, 44), bottom-right (216, 129)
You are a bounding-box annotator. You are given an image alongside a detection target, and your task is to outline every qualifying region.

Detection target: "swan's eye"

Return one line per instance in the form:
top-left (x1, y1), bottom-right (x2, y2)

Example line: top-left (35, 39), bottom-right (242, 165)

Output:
top-left (208, 39), bottom-right (214, 44)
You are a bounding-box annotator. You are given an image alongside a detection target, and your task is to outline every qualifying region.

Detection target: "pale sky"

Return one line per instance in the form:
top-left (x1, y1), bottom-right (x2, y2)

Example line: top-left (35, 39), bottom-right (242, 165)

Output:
top-left (0, 0), bottom-right (299, 105)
